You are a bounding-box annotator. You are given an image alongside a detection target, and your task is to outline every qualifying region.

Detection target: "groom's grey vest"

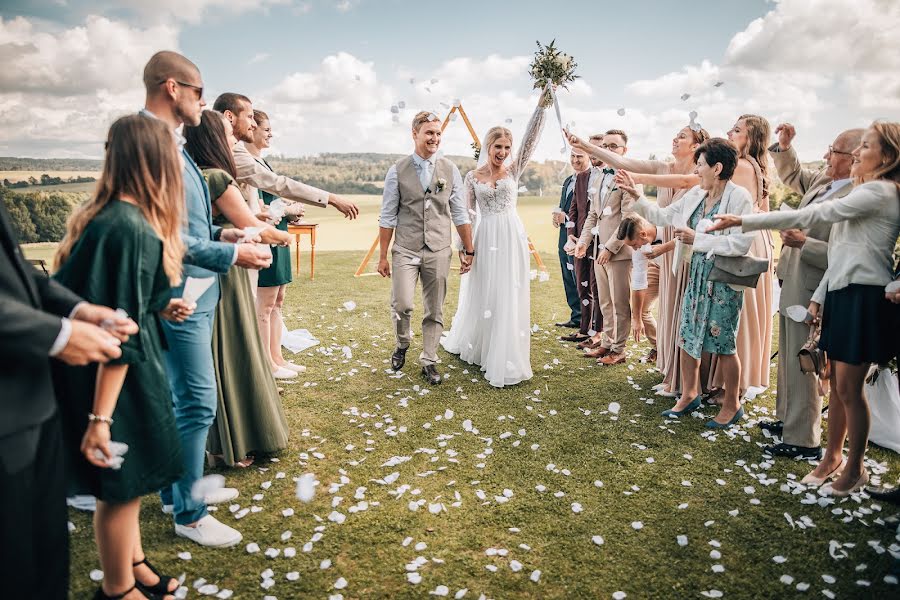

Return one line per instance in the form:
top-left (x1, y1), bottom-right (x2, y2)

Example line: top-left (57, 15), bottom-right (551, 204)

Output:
top-left (393, 155), bottom-right (454, 252)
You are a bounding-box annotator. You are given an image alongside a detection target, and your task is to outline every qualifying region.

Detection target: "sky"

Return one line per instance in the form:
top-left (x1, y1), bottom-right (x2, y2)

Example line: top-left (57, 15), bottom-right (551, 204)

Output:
top-left (1, 0), bottom-right (898, 163)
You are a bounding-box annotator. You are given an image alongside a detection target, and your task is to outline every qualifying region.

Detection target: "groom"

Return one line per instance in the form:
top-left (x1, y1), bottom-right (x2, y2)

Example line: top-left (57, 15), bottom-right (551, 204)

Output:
top-left (377, 111), bottom-right (475, 384)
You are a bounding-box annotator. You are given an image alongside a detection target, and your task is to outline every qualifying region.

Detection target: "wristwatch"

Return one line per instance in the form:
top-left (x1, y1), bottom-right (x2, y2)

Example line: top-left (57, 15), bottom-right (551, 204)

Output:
top-left (463, 249), bottom-right (476, 256)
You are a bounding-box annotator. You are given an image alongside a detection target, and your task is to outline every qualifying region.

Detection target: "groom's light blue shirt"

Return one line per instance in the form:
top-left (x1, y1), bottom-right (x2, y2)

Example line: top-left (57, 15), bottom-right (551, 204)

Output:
top-left (379, 152), bottom-right (470, 229)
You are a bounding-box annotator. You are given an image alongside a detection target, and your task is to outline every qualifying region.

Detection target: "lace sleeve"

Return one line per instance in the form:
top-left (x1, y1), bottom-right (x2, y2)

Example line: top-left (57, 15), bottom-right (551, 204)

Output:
top-left (511, 101), bottom-right (547, 181)
top-left (454, 171), bottom-right (480, 250)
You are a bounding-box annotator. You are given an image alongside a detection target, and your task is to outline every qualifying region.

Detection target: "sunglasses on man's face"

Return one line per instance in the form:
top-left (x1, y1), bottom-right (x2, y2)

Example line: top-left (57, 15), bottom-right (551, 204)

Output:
top-left (158, 79), bottom-right (204, 99)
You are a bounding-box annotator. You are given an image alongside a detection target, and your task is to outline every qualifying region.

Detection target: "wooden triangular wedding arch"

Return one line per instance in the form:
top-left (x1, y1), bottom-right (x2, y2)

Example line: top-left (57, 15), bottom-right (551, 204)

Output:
top-left (354, 103), bottom-right (547, 276)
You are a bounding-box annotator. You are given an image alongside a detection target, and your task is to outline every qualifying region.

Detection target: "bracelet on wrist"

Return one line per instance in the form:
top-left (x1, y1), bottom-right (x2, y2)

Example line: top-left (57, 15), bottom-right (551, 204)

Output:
top-left (88, 413), bottom-right (114, 426)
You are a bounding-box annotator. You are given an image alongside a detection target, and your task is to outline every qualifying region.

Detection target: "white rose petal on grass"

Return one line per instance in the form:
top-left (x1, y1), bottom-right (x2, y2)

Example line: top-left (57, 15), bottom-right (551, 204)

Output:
top-left (246, 543), bottom-right (260, 553)
top-left (90, 570), bottom-right (104, 582)
top-left (296, 473), bottom-right (316, 503)
top-left (177, 552), bottom-right (192, 560)
top-left (334, 577), bottom-right (348, 590)
top-left (592, 535), bottom-right (604, 546)
top-left (780, 575), bottom-right (794, 585)
top-left (190, 474), bottom-right (225, 502)
top-left (430, 585), bottom-right (450, 596)
top-left (677, 535), bottom-right (688, 547)
top-left (407, 573), bottom-right (422, 584)
top-left (571, 502), bottom-right (583, 513)
top-left (530, 570), bottom-right (542, 582)
top-left (342, 301), bottom-right (357, 311)
top-left (509, 560), bottom-right (523, 572)
top-left (613, 592), bottom-right (627, 600)
top-left (631, 521), bottom-right (643, 530)
top-left (608, 402), bottom-right (621, 415)
top-left (701, 591), bottom-right (723, 598)
top-left (286, 571), bottom-right (300, 581)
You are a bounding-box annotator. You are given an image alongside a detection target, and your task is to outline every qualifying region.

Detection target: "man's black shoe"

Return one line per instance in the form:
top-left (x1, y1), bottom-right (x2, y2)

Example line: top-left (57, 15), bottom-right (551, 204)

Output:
top-left (758, 419), bottom-right (784, 435)
top-left (391, 347), bottom-right (407, 371)
top-left (555, 320), bottom-right (580, 328)
top-left (865, 485), bottom-right (900, 505)
top-left (422, 365), bottom-right (442, 385)
top-left (762, 443), bottom-right (822, 460)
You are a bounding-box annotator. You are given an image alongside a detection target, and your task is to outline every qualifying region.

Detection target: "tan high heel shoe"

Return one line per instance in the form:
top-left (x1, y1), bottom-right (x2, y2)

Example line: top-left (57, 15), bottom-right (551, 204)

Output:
top-left (800, 459), bottom-right (845, 486)
top-left (820, 470), bottom-right (869, 498)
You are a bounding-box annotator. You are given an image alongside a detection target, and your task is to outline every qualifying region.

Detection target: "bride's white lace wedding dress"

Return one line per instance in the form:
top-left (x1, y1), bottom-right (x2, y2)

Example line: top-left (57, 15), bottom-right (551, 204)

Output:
top-left (440, 104), bottom-right (546, 387)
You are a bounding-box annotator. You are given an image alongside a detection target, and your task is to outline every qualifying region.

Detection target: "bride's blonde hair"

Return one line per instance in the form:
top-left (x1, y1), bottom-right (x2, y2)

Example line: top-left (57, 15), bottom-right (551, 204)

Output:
top-left (55, 115), bottom-right (185, 285)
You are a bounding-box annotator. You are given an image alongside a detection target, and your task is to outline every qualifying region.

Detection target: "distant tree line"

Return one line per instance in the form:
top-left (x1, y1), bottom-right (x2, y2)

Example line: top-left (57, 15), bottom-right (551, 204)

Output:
top-left (0, 157), bottom-right (102, 171)
top-left (1, 188), bottom-right (85, 243)
top-left (2, 174), bottom-right (97, 189)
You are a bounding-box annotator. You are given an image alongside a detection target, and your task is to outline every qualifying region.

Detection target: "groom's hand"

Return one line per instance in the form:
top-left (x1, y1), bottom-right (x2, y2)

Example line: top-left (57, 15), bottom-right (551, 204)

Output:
top-left (377, 258), bottom-right (391, 278)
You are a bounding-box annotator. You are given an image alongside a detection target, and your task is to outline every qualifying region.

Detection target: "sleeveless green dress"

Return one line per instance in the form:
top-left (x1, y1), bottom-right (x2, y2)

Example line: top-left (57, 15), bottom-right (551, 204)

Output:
top-left (52, 200), bottom-right (183, 502)
top-left (257, 158), bottom-right (293, 288)
top-left (203, 168), bottom-right (289, 466)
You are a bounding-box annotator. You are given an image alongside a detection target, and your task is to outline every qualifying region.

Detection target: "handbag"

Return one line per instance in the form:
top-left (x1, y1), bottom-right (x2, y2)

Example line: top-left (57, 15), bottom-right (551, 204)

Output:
top-left (708, 255), bottom-right (769, 288)
top-left (797, 322), bottom-right (827, 377)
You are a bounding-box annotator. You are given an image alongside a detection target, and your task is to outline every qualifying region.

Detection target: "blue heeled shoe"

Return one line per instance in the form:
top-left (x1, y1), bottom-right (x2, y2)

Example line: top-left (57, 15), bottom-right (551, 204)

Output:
top-left (705, 406), bottom-right (745, 429)
top-left (660, 396), bottom-right (701, 418)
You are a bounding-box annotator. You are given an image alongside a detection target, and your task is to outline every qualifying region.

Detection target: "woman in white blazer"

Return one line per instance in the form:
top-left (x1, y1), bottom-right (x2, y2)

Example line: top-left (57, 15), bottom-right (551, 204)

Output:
top-left (712, 121), bottom-right (900, 497)
top-left (618, 138), bottom-right (755, 429)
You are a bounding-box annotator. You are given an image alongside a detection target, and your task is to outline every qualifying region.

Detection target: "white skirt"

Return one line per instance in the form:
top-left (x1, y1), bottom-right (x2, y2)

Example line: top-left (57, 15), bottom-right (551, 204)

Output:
top-left (441, 209), bottom-right (533, 387)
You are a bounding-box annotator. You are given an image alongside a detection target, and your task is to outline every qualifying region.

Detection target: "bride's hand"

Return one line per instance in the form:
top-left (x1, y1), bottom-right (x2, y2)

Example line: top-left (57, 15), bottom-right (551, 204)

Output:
top-left (564, 128), bottom-right (588, 153)
top-left (615, 170), bottom-right (638, 198)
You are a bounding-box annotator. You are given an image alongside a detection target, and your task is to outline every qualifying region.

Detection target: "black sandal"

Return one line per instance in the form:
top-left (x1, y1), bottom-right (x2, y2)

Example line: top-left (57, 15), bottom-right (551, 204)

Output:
top-left (93, 583), bottom-right (138, 599)
top-left (133, 557), bottom-right (177, 598)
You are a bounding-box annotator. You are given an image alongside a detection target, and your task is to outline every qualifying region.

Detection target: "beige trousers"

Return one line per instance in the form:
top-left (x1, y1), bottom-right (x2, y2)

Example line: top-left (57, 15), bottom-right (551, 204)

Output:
top-left (595, 259), bottom-right (632, 354)
top-left (391, 245), bottom-right (452, 366)
top-left (776, 314), bottom-right (822, 447)
top-left (640, 262), bottom-right (659, 346)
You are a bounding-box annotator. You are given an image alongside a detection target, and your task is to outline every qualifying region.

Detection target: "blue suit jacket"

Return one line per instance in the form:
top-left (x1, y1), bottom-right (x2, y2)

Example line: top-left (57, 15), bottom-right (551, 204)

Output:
top-left (175, 148), bottom-right (234, 313)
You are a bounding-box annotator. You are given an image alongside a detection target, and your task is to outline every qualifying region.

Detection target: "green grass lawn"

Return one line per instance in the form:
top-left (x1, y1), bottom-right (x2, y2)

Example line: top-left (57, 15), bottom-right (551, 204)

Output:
top-left (65, 250), bottom-right (899, 599)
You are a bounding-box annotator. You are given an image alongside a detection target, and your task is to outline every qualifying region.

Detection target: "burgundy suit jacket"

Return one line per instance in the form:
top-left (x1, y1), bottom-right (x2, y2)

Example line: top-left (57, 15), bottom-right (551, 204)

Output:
top-left (567, 169), bottom-right (593, 252)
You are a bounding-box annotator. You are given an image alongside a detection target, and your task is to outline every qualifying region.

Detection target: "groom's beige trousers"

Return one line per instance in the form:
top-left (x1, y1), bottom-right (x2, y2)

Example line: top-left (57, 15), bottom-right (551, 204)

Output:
top-left (391, 244), bottom-right (453, 366)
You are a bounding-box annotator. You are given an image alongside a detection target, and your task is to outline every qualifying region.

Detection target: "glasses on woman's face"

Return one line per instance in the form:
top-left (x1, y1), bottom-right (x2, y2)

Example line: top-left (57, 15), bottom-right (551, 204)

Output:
top-left (827, 145), bottom-right (853, 157)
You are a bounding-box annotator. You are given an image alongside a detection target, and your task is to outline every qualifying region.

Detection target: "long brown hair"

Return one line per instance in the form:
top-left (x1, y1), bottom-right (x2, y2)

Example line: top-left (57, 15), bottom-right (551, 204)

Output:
top-left (737, 113), bottom-right (771, 199)
top-left (55, 115), bottom-right (185, 285)
top-left (868, 121), bottom-right (900, 187)
top-left (184, 110), bottom-right (237, 177)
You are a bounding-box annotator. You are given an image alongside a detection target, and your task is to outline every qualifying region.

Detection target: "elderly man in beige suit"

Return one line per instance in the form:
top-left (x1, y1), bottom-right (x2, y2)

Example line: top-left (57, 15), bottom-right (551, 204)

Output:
top-left (378, 111), bottom-right (474, 385)
top-left (574, 129), bottom-right (640, 366)
top-left (760, 123), bottom-right (864, 459)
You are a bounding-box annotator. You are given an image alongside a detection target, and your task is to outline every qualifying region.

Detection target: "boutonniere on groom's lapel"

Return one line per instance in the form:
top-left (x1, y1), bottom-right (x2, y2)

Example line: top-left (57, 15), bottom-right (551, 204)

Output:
top-left (436, 177), bottom-right (447, 193)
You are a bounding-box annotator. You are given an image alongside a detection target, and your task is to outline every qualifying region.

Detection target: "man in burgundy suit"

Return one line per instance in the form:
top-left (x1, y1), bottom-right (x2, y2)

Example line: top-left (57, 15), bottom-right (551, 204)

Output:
top-left (561, 133), bottom-right (604, 343)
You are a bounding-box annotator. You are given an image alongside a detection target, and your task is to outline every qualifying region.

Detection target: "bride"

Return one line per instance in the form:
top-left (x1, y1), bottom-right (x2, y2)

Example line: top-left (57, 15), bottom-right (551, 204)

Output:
top-left (440, 94), bottom-right (547, 387)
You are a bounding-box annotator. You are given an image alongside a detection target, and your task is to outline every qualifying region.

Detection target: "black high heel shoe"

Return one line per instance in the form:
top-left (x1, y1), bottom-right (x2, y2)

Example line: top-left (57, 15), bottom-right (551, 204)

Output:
top-left (93, 583), bottom-right (138, 599)
top-left (133, 557), bottom-right (177, 598)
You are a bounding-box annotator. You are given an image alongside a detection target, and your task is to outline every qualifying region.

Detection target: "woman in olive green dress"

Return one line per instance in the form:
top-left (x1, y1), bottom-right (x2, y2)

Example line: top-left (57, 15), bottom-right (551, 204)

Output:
top-left (53, 115), bottom-right (192, 600)
top-left (183, 110), bottom-right (293, 468)
top-left (246, 110), bottom-right (308, 378)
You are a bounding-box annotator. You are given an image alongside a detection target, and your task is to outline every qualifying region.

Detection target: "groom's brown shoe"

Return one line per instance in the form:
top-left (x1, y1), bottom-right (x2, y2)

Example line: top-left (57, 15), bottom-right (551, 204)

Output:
top-left (391, 347), bottom-right (408, 371)
top-left (422, 365), bottom-right (442, 385)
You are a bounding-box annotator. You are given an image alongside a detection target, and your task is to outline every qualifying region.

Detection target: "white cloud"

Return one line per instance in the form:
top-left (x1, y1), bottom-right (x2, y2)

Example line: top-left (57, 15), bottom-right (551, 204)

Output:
top-left (0, 16), bottom-right (177, 157)
top-left (115, 0), bottom-right (292, 24)
top-left (248, 52), bottom-right (271, 65)
top-left (0, 16), bottom-right (178, 95)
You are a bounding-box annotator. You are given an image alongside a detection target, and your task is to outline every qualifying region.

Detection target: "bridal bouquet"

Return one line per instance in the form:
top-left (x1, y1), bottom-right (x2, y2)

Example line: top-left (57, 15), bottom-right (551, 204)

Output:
top-left (529, 40), bottom-right (578, 107)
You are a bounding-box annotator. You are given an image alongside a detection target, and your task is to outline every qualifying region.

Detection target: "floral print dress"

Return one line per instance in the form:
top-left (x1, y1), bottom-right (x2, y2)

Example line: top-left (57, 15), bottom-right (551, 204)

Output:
top-left (678, 199), bottom-right (744, 360)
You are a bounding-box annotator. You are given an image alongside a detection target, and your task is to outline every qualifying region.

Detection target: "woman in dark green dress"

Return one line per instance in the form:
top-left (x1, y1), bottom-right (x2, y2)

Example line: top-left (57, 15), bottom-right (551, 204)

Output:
top-left (183, 110), bottom-right (292, 468)
top-left (52, 115), bottom-right (192, 600)
top-left (247, 110), bottom-right (309, 377)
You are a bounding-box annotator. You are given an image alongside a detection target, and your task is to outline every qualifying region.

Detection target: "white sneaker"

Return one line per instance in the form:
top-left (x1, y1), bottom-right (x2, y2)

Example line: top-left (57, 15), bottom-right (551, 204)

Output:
top-left (175, 515), bottom-right (242, 548)
top-left (204, 487), bottom-right (239, 505)
top-left (282, 361), bottom-right (307, 373)
top-left (162, 487), bottom-right (237, 514)
top-left (272, 366), bottom-right (296, 379)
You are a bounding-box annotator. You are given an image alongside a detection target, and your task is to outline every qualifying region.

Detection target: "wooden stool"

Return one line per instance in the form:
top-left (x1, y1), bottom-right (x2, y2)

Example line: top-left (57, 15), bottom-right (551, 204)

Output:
top-left (288, 223), bottom-right (318, 280)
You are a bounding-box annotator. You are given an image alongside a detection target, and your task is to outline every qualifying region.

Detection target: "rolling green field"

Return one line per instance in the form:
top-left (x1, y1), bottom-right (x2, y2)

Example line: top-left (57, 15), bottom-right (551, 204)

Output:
top-left (60, 247), bottom-right (898, 598)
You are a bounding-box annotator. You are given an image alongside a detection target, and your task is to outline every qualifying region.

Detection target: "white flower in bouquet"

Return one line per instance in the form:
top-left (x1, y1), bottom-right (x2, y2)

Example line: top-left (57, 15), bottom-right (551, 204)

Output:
top-left (529, 40), bottom-right (579, 107)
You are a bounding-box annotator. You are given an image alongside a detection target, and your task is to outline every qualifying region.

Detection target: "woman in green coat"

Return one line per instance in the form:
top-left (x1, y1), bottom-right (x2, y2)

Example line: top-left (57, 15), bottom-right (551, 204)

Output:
top-left (53, 115), bottom-right (193, 600)
top-left (183, 110), bottom-right (292, 468)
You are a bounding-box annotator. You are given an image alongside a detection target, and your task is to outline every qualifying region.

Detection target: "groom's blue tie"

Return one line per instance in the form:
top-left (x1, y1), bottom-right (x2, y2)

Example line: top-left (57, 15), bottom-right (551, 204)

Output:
top-left (419, 159), bottom-right (433, 191)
